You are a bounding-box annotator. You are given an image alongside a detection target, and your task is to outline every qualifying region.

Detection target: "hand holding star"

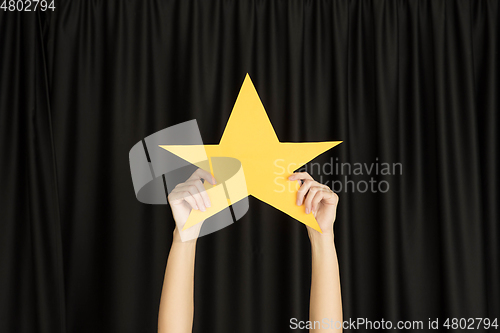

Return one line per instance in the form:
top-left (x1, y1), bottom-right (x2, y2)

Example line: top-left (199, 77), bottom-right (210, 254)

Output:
top-left (289, 172), bottom-right (339, 237)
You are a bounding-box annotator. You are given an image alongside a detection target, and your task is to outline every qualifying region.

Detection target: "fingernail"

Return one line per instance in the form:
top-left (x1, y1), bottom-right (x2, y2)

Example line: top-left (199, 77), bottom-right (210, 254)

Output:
top-left (296, 199), bottom-right (300, 206)
top-left (305, 208), bottom-right (310, 214)
top-left (206, 202), bottom-right (211, 207)
top-left (200, 206), bottom-right (206, 212)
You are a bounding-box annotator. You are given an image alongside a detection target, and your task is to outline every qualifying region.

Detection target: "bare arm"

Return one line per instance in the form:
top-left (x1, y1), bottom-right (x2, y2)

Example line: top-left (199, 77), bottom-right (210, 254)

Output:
top-left (290, 172), bottom-right (342, 332)
top-left (158, 229), bottom-right (197, 333)
top-left (158, 169), bottom-right (216, 333)
top-left (308, 231), bottom-right (342, 332)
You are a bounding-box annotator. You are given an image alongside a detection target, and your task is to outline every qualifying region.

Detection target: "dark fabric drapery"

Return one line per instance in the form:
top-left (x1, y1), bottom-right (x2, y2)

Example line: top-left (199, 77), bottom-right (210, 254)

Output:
top-left (1, 1), bottom-right (498, 332)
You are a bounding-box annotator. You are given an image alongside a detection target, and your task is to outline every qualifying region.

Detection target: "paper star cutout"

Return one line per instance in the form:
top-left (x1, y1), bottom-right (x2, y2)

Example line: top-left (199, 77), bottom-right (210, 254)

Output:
top-left (160, 74), bottom-right (341, 232)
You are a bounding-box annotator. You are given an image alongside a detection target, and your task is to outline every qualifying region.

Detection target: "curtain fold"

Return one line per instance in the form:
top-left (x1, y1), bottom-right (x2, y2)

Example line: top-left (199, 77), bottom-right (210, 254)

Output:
top-left (0, 12), bottom-right (66, 333)
top-left (0, 1), bottom-right (498, 332)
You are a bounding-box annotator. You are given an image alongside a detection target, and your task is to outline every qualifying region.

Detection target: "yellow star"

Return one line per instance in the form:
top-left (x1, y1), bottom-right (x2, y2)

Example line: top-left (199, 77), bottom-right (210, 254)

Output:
top-left (160, 74), bottom-right (341, 232)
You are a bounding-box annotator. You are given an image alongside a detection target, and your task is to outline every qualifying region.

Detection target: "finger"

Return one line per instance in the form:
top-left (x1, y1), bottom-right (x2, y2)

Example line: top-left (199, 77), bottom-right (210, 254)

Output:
top-left (176, 184), bottom-right (207, 211)
top-left (288, 172), bottom-right (314, 182)
top-left (186, 179), bottom-right (211, 208)
top-left (181, 193), bottom-right (199, 211)
top-left (296, 179), bottom-right (314, 206)
top-left (296, 179), bottom-right (317, 206)
top-left (189, 168), bottom-right (217, 185)
top-left (168, 188), bottom-right (193, 206)
top-left (170, 188), bottom-right (199, 210)
top-left (311, 189), bottom-right (332, 214)
top-left (304, 186), bottom-right (322, 214)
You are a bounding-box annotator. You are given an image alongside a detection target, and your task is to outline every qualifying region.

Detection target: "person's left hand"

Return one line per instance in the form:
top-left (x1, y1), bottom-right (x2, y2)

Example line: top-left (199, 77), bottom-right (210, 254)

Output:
top-left (288, 172), bottom-right (339, 236)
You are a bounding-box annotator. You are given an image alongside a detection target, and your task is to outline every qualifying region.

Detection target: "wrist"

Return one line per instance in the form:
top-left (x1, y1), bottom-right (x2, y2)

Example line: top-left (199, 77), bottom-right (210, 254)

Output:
top-left (307, 226), bottom-right (334, 241)
top-left (172, 227), bottom-right (198, 246)
top-left (309, 231), bottom-right (336, 259)
top-left (308, 228), bottom-right (334, 247)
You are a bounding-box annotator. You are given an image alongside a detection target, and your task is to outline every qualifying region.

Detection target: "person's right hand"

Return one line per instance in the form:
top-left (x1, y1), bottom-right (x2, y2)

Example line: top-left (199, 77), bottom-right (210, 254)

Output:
top-left (168, 168), bottom-right (216, 241)
top-left (288, 172), bottom-right (339, 237)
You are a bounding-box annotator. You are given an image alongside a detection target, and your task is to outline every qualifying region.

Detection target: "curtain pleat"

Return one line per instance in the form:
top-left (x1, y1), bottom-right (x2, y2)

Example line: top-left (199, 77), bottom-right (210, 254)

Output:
top-left (0, 11), bottom-right (66, 333)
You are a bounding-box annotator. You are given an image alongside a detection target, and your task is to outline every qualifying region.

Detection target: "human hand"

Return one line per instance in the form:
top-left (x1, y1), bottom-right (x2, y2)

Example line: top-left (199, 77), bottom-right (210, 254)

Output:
top-left (168, 168), bottom-right (216, 242)
top-left (288, 172), bottom-right (339, 237)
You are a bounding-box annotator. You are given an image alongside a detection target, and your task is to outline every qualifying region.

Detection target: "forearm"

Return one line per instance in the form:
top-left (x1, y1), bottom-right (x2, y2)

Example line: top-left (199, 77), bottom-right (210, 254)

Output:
top-left (309, 231), bottom-right (342, 332)
top-left (158, 229), bottom-right (197, 333)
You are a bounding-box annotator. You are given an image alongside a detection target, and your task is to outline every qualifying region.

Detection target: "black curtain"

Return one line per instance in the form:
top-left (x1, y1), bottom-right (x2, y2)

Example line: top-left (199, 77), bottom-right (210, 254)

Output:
top-left (1, 1), bottom-right (498, 332)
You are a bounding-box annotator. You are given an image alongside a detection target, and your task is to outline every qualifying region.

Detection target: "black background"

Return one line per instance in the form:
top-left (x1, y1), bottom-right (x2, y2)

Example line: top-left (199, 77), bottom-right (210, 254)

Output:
top-left (0, 1), bottom-right (498, 332)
